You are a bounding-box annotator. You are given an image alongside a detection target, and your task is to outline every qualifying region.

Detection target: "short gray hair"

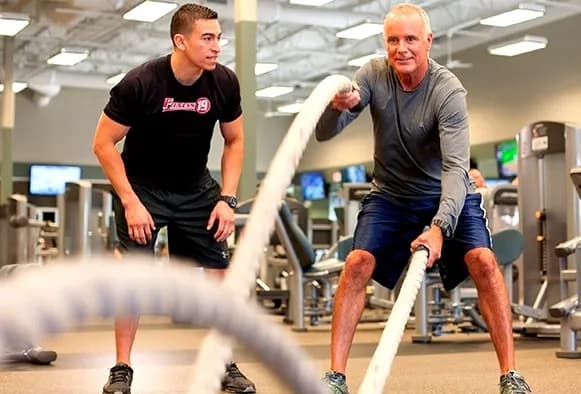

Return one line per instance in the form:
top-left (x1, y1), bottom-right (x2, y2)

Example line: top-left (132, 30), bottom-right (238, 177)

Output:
top-left (385, 3), bottom-right (432, 34)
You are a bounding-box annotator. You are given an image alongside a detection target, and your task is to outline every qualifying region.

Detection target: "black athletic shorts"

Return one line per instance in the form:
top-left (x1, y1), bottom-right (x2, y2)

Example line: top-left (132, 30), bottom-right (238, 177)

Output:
top-left (112, 171), bottom-right (229, 269)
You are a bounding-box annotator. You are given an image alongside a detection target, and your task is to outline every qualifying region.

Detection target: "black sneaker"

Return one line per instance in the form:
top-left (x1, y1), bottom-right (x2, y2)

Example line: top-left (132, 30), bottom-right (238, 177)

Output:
top-left (1, 347), bottom-right (57, 365)
top-left (103, 362), bottom-right (133, 394)
top-left (499, 370), bottom-right (531, 394)
top-left (322, 371), bottom-right (349, 394)
top-left (221, 362), bottom-right (256, 393)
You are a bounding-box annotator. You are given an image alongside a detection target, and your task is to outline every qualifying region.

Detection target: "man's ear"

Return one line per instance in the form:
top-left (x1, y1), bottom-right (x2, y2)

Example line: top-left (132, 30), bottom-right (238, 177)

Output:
top-left (174, 34), bottom-right (186, 50)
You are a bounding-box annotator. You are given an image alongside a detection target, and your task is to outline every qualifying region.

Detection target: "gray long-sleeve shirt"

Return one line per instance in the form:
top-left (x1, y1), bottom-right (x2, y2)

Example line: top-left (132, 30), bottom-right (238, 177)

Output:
top-left (316, 58), bottom-right (472, 237)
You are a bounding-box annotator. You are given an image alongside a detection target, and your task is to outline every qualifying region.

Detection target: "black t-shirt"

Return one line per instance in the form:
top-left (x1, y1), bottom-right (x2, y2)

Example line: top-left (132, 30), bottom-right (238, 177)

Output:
top-left (104, 55), bottom-right (242, 191)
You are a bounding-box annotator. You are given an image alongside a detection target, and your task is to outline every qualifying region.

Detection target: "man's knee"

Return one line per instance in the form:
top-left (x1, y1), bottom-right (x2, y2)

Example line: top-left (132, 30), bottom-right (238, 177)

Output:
top-left (342, 250), bottom-right (375, 288)
top-left (465, 247), bottom-right (500, 282)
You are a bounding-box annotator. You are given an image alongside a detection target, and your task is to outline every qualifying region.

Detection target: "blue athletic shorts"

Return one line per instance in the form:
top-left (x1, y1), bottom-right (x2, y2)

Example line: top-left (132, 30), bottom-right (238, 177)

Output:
top-left (353, 191), bottom-right (491, 290)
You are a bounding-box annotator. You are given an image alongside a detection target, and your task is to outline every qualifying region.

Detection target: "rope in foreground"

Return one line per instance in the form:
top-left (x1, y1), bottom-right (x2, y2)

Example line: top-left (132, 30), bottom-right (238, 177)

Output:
top-left (191, 74), bottom-right (352, 393)
top-left (0, 259), bottom-right (325, 393)
top-left (358, 247), bottom-right (429, 394)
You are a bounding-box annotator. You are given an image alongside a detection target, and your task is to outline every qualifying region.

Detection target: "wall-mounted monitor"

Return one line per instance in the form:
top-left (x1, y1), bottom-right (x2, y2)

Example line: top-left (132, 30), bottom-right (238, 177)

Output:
top-left (495, 140), bottom-right (518, 179)
top-left (29, 164), bottom-right (82, 196)
top-left (485, 178), bottom-right (511, 188)
top-left (300, 171), bottom-right (326, 201)
top-left (341, 164), bottom-right (367, 183)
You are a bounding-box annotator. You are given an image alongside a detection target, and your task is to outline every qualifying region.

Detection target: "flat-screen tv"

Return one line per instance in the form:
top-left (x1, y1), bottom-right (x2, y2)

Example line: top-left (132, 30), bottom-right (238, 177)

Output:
top-left (495, 140), bottom-right (518, 179)
top-left (29, 164), bottom-right (82, 196)
top-left (300, 171), bottom-right (326, 200)
top-left (341, 164), bottom-right (367, 183)
top-left (485, 178), bottom-right (511, 188)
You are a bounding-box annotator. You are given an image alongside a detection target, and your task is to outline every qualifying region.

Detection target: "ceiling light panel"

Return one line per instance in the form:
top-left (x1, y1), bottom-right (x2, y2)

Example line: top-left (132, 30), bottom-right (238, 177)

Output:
top-left (488, 35), bottom-right (547, 56)
top-left (0, 82), bottom-right (28, 93)
top-left (289, 0), bottom-right (334, 6)
top-left (256, 86), bottom-right (294, 98)
top-left (255, 63), bottom-right (278, 76)
top-left (277, 102), bottom-right (304, 114)
top-left (337, 22), bottom-right (383, 40)
top-left (347, 53), bottom-right (385, 67)
top-left (0, 14), bottom-right (29, 36)
top-left (123, 1), bottom-right (177, 23)
top-left (106, 72), bottom-right (126, 85)
top-left (480, 4), bottom-right (545, 27)
top-left (47, 49), bottom-right (89, 66)
top-left (225, 63), bottom-right (279, 76)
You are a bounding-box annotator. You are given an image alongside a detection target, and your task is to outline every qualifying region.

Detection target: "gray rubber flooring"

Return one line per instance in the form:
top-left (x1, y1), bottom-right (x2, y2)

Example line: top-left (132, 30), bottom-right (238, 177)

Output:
top-left (0, 315), bottom-right (579, 393)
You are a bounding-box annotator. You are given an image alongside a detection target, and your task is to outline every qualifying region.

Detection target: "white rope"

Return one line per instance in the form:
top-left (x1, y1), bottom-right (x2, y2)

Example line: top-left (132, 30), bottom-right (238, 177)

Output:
top-left (358, 247), bottom-right (429, 394)
top-left (190, 74), bottom-right (352, 392)
top-left (0, 259), bottom-right (324, 393)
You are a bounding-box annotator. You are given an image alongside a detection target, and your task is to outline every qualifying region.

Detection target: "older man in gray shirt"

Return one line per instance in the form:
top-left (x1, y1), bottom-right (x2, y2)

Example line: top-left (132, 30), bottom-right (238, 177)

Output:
top-left (318, 3), bottom-right (530, 394)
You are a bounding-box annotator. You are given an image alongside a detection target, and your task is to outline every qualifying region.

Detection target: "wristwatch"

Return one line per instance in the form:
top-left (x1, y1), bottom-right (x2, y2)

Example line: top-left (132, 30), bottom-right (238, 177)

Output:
top-left (219, 195), bottom-right (238, 209)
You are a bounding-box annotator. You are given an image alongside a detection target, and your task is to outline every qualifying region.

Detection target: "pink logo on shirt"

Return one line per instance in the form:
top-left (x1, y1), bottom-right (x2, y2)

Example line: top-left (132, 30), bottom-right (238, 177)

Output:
top-left (195, 97), bottom-right (211, 114)
top-left (162, 97), bottom-right (212, 113)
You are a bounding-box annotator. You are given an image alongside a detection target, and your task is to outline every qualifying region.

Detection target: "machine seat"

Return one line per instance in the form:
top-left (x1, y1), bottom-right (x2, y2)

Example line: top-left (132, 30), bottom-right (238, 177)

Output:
top-left (304, 258), bottom-right (345, 278)
top-left (491, 228), bottom-right (523, 266)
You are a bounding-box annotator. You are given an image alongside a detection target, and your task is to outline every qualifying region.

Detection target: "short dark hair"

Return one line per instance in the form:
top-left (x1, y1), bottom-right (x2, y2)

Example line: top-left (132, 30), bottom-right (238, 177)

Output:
top-left (170, 3), bottom-right (218, 43)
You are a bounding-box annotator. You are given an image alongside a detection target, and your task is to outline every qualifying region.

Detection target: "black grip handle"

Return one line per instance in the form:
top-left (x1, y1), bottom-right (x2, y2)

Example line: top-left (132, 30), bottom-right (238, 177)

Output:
top-left (413, 244), bottom-right (430, 258)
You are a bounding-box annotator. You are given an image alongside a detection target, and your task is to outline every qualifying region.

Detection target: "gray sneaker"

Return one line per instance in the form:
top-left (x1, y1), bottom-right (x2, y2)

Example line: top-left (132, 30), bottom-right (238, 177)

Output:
top-left (323, 371), bottom-right (349, 394)
top-left (500, 371), bottom-right (531, 394)
top-left (221, 362), bottom-right (256, 393)
top-left (103, 362), bottom-right (133, 394)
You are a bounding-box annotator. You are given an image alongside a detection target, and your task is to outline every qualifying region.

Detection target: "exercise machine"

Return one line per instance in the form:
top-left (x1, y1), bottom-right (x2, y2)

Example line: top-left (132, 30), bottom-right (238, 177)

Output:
top-left (0, 194), bottom-right (58, 268)
top-left (58, 181), bottom-right (114, 257)
top-left (549, 166), bottom-right (581, 358)
top-left (516, 121), bottom-right (581, 335)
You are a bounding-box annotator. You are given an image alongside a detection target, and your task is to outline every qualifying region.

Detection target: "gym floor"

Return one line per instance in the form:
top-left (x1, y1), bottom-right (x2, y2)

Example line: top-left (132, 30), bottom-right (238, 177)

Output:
top-left (0, 315), bottom-right (578, 393)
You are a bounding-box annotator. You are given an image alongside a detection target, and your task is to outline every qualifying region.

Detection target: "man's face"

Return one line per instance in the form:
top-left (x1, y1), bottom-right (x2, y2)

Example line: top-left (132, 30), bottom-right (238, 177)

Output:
top-left (177, 18), bottom-right (222, 70)
top-left (384, 12), bottom-right (432, 78)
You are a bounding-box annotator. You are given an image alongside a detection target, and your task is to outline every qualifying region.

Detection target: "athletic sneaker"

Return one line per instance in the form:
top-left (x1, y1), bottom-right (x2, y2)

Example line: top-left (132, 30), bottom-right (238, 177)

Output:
top-left (499, 370), bottom-right (531, 394)
top-left (221, 362), bottom-right (256, 393)
top-left (323, 371), bottom-right (349, 394)
top-left (103, 362), bottom-right (133, 394)
top-left (1, 346), bottom-right (57, 365)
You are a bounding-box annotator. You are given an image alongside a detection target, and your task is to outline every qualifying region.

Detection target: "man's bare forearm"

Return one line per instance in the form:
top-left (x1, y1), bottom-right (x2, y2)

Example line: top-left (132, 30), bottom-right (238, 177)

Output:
top-left (221, 135), bottom-right (244, 196)
top-left (94, 144), bottom-right (138, 207)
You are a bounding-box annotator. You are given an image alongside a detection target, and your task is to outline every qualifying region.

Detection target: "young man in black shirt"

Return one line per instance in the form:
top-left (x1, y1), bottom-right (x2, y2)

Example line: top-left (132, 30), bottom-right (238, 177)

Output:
top-left (93, 4), bottom-right (254, 393)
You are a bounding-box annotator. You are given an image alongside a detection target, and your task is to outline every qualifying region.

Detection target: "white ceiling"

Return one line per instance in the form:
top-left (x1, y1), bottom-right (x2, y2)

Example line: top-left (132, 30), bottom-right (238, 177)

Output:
top-left (2, 0), bottom-right (581, 108)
